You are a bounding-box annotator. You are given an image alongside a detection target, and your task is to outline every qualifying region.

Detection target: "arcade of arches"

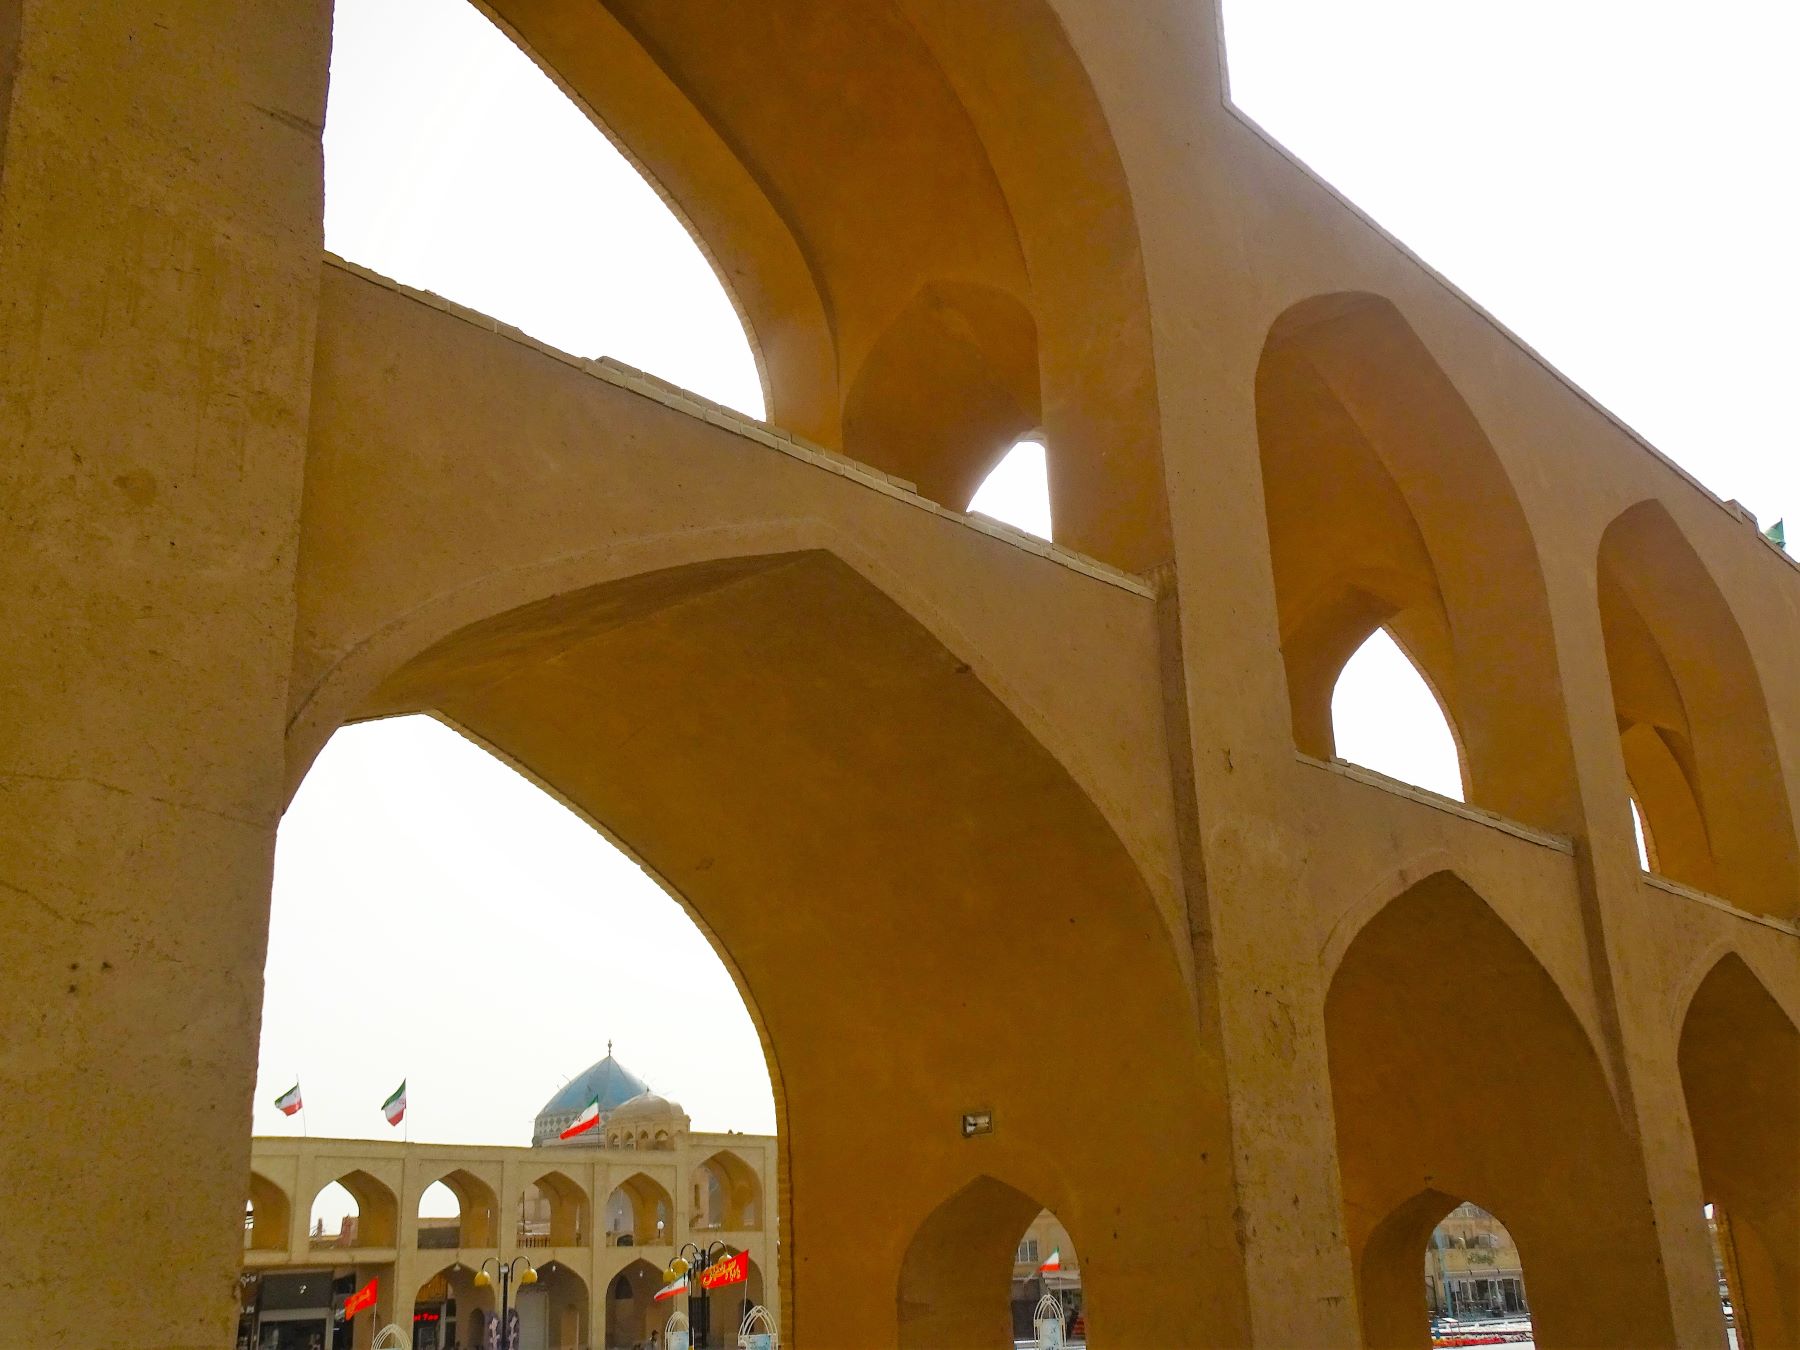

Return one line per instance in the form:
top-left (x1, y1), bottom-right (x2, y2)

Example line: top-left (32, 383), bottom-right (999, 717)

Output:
top-left (4, 2), bottom-right (1799, 1349)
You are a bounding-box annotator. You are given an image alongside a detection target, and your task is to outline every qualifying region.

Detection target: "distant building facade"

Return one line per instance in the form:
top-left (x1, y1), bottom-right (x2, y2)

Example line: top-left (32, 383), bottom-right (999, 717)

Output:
top-left (1424, 1203), bottom-right (1530, 1320)
top-left (239, 1052), bottom-right (776, 1350)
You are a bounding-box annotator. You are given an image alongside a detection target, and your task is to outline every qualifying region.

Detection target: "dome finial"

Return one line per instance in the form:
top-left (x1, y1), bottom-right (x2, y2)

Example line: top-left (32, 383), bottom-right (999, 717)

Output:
top-left (608, 1038), bottom-right (613, 1057)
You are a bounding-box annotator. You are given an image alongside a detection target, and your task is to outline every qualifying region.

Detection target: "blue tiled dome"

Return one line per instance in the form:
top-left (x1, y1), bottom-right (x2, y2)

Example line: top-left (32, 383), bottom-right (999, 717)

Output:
top-left (532, 1050), bottom-right (650, 1145)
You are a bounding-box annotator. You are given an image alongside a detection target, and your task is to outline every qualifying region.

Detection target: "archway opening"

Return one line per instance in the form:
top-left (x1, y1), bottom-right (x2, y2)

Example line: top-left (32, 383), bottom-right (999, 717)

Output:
top-left (606, 1258), bottom-right (665, 1349)
top-left (1678, 955), bottom-right (1799, 1346)
top-left (1597, 500), bottom-right (1799, 916)
top-left (1422, 1201), bottom-right (1533, 1334)
top-left (606, 1173), bottom-right (674, 1248)
top-left (1256, 292), bottom-right (1576, 830)
top-left (1327, 872), bottom-right (1673, 1348)
top-left (693, 1151), bottom-right (762, 1232)
top-left (521, 1260), bottom-right (590, 1350)
top-left (1330, 627), bottom-right (1466, 800)
top-left (417, 1180), bottom-right (462, 1249)
top-left (307, 1172), bottom-right (399, 1250)
top-left (413, 1263), bottom-right (492, 1350)
top-left (272, 544), bottom-right (1226, 1343)
top-left (520, 1171), bottom-right (591, 1249)
top-left (968, 437), bottom-right (1053, 542)
top-left (896, 1176), bottom-right (1082, 1350)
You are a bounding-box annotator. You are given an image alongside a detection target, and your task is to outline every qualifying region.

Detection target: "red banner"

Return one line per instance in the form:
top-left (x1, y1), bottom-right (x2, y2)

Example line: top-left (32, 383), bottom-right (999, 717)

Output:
top-left (699, 1250), bottom-right (749, 1290)
top-left (343, 1277), bottom-right (378, 1319)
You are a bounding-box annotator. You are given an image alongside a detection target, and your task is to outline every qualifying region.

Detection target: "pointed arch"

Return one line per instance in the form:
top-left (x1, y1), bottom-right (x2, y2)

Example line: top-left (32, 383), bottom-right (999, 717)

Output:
top-left (245, 1170), bottom-right (290, 1252)
top-left (527, 1259), bottom-right (592, 1348)
top-left (1677, 953), bottom-right (1799, 1346)
top-left (1257, 292), bottom-right (1575, 830)
top-left (1598, 500), bottom-right (1799, 917)
top-left (896, 1174), bottom-right (1060, 1350)
top-left (418, 1166), bottom-right (499, 1246)
top-left (309, 1169), bottom-right (398, 1248)
top-left (1325, 871), bottom-right (1673, 1347)
top-left (605, 1257), bottom-right (665, 1348)
top-left (694, 1150), bottom-right (762, 1230)
top-left (520, 1169), bottom-right (591, 1248)
top-left (606, 1172), bottom-right (673, 1246)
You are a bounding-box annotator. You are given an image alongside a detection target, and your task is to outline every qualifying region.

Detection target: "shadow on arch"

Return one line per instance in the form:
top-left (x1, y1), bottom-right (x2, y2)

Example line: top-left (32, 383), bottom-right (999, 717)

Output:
top-left (1678, 952), bottom-right (1799, 1347)
top-left (1597, 499), bottom-right (1800, 918)
top-left (327, 548), bottom-right (1219, 1340)
top-left (896, 1175), bottom-right (1064, 1350)
top-left (1325, 871), bottom-right (1672, 1348)
top-left (1256, 293), bottom-right (1577, 831)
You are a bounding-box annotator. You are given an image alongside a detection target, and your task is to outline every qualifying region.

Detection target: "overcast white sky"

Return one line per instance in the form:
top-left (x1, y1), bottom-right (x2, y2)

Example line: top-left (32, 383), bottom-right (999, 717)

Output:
top-left (260, 0), bottom-right (1794, 1178)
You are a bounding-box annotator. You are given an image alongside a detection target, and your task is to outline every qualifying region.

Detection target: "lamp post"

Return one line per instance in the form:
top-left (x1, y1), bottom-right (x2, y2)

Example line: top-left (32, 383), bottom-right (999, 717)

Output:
top-left (667, 1240), bottom-right (731, 1349)
top-left (473, 1256), bottom-right (537, 1350)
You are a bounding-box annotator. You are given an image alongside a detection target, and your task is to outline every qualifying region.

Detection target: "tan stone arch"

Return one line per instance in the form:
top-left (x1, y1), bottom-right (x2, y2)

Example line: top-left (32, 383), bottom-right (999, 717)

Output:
top-left (480, 0), bottom-right (1169, 568)
top-left (895, 1174), bottom-right (1062, 1350)
top-left (693, 1150), bottom-right (762, 1231)
top-left (1325, 871), bottom-right (1673, 1348)
top-left (521, 1169), bottom-right (591, 1247)
top-left (245, 1170), bottom-right (290, 1252)
top-left (1257, 292), bottom-right (1577, 831)
top-left (1678, 952), bottom-right (1800, 1348)
top-left (607, 1172), bottom-right (674, 1246)
top-left (1598, 499), bottom-right (1800, 917)
top-left (606, 1257), bottom-right (666, 1347)
top-left (528, 1259), bottom-right (591, 1348)
top-left (286, 540), bottom-right (1229, 1342)
top-left (414, 1166), bottom-right (499, 1246)
top-left (309, 1169), bottom-right (399, 1249)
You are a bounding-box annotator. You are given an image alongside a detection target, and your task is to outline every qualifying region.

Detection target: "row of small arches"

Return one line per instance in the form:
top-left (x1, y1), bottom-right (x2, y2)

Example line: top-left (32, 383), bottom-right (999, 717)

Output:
top-left (245, 1149), bottom-right (762, 1251)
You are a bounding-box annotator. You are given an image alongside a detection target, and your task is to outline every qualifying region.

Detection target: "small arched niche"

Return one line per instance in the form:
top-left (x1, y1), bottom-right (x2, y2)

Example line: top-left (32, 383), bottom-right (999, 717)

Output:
top-left (1359, 1192), bottom-right (1536, 1346)
top-left (1678, 954), bottom-right (1799, 1346)
top-left (1257, 292), bottom-right (1575, 830)
top-left (896, 1176), bottom-right (1079, 1350)
top-left (1597, 500), bottom-right (1799, 917)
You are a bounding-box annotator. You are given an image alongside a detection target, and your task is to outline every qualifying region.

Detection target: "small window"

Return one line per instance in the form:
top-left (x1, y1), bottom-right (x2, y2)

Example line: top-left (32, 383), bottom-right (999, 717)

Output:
top-left (1016, 1237), bottom-right (1039, 1263)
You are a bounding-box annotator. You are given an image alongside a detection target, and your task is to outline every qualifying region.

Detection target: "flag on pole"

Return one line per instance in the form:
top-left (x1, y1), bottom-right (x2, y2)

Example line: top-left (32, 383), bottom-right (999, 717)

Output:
top-left (1767, 519), bottom-right (1787, 552)
top-left (654, 1274), bottom-right (689, 1303)
top-left (559, 1096), bottom-right (603, 1140)
top-left (274, 1083), bottom-right (303, 1117)
top-left (1039, 1247), bottom-right (1062, 1273)
top-left (383, 1081), bottom-right (407, 1127)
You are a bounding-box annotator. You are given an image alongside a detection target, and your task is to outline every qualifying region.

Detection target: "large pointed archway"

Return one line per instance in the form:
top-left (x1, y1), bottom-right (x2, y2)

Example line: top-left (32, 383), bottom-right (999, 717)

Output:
top-left (290, 547), bottom-right (1238, 1344)
top-left (1325, 872), bottom-right (1673, 1347)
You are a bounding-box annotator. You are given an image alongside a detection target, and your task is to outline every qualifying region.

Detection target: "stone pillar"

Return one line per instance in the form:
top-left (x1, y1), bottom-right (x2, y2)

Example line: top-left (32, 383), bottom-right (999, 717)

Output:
top-left (0, 3), bottom-right (330, 1346)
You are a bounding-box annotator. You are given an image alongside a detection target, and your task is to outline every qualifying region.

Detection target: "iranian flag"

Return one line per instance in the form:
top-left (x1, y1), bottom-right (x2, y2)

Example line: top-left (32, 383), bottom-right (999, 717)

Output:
top-left (1039, 1248), bottom-right (1062, 1273)
top-left (559, 1096), bottom-right (603, 1140)
top-left (274, 1083), bottom-right (303, 1117)
top-left (383, 1081), bottom-right (407, 1126)
top-left (653, 1274), bottom-right (689, 1303)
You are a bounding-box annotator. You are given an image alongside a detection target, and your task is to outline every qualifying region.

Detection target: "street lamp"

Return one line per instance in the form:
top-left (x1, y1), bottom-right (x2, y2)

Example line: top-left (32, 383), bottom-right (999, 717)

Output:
top-left (666, 1240), bottom-right (731, 1349)
top-left (473, 1256), bottom-right (537, 1350)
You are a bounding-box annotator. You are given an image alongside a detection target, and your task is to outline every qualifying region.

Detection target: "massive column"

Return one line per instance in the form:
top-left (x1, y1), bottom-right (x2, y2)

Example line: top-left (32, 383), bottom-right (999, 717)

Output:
top-left (0, 4), bottom-right (330, 1345)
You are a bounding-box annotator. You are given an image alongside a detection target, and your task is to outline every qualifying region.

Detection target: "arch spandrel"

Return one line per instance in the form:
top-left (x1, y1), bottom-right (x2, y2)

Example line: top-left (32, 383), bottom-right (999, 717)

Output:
top-left (1257, 292), bottom-right (1578, 833)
